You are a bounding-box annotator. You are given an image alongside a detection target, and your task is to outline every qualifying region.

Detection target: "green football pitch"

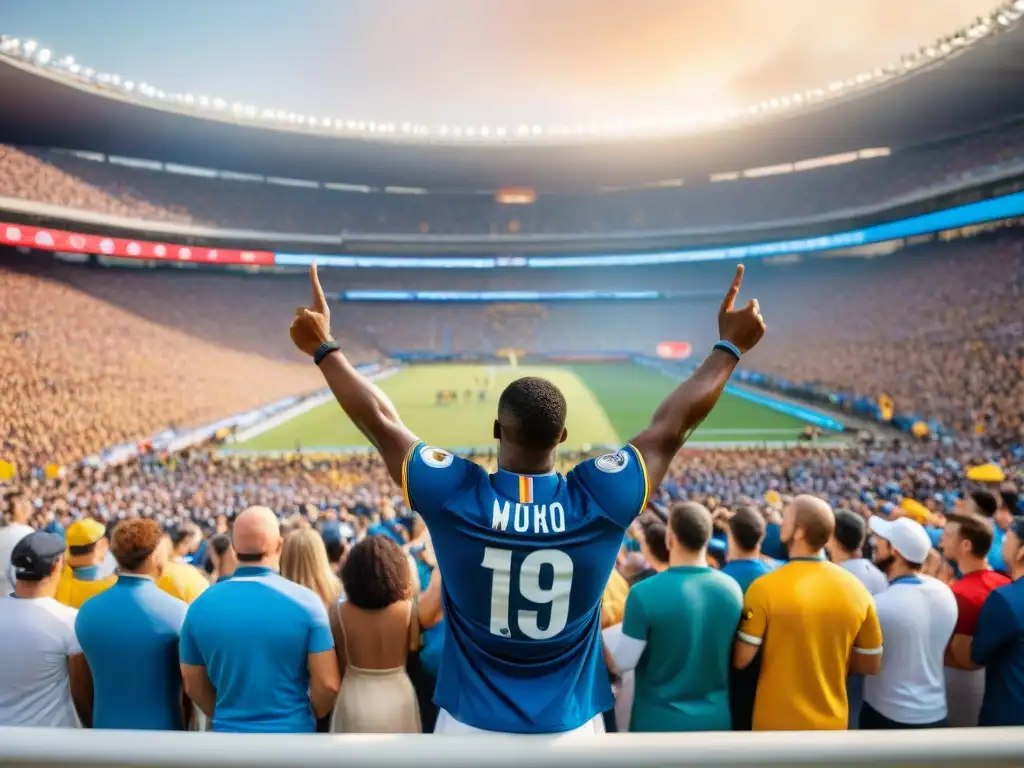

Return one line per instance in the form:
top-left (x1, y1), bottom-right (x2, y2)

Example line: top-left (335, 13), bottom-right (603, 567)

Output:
top-left (232, 362), bottom-right (841, 453)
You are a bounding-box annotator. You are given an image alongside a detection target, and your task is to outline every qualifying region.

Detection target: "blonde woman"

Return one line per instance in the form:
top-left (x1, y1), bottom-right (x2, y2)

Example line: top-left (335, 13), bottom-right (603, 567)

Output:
top-left (281, 529), bottom-right (342, 611)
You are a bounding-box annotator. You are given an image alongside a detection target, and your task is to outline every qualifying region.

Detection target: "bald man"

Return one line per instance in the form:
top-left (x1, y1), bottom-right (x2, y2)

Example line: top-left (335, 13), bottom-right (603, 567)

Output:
top-left (733, 496), bottom-right (882, 730)
top-left (179, 507), bottom-right (340, 733)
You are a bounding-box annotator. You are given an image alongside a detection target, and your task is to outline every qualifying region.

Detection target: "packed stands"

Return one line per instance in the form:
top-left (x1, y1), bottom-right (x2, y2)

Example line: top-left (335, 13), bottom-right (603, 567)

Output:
top-left (0, 250), bottom-right (383, 471)
top-left (2, 230), bottom-right (1022, 474)
top-left (2, 118), bottom-right (1024, 234)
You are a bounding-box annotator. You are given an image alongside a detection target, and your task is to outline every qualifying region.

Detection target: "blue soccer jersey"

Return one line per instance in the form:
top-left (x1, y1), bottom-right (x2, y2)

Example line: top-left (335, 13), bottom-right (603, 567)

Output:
top-left (402, 442), bottom-right (649, 733)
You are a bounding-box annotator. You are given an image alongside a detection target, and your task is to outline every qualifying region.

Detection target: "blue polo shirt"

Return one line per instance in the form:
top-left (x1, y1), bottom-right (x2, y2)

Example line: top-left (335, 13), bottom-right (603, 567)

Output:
top-left (721, 558), bottom-right (777, 595)
top-left (179, 566), bottom-right (334, 733)
top-left (971, 578), bottom-right (1024, 726)
top-left (75, 574), bottom-right (188, 730)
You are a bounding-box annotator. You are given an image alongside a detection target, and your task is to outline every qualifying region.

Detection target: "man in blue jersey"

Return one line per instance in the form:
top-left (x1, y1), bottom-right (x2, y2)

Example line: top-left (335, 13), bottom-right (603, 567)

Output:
top-left (289, 262), bottom-right (765, 735)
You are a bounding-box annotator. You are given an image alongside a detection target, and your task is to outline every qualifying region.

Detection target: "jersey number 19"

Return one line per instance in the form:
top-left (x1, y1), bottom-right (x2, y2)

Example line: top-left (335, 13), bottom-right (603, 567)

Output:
top-left (481, 547), bottom-right (574, 640)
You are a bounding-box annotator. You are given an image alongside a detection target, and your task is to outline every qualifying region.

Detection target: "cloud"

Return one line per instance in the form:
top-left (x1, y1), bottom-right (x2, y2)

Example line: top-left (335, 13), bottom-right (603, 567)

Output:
top-left (318, 0), bottom-right (996, 122)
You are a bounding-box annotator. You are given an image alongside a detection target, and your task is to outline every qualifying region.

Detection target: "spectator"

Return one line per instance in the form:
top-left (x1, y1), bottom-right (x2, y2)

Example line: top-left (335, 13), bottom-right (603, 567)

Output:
top-left (733, 495), bottom-right (882, 730)
top-left (281, 528), bottom-right (342, 611)
top-left (829, 508), bottom-right (888, 729)
top-left (0, 532), bottom-right (91, 727)
top-left (601, 567), bottom-right (630, 629)
top-left (721, 506), bottom-right (777, 594)
top-left (941, 512), bottom-right (1011, 727)
top-left (55, 518), bottom-right (116, 609)
top-left (960, 490), bottom-right (1006, 573)
top-left (75, 519), bottom-right (189, 730)
top-left (206, 533), bottom-right (236, 584)
top-left (628, 514), bottom-right (669, 585)
top-left (179, 506), bottom-right (340, 733)
top-left (970, 516), bottom-right (1024, 726)
top-left (0, 490), bottom-right (33, 596)
top-left (989, 487), bottom-right (1018, 575)
top-left (614, 502), bottom-right (741, 732)
top-left (157, 533), bottom-right (210, 605)
top-left (329, 535), bottom-right (422, 733)
top-left (862, 517), bottom-right (957, 729)
top-left (827, 509), bottom-right (888, 596)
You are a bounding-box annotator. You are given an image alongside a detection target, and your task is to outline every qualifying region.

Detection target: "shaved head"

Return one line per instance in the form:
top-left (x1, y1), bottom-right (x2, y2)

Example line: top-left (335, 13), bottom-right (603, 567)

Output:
top-left (233, 506), bottom-right (281, 562)
top-left (789, 495), bottom-right (836, 551)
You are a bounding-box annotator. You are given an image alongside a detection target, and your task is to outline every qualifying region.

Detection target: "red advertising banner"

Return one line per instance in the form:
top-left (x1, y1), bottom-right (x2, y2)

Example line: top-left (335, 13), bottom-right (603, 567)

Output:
top-left (0, 221), bottom-right (274, 266)
top-left (656, 341), bottom-right (692, 360)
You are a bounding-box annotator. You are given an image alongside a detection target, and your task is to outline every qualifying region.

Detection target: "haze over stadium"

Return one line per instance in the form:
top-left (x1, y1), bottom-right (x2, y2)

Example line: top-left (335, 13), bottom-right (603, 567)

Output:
top-left (1, 0), bottom-right (1023, 762)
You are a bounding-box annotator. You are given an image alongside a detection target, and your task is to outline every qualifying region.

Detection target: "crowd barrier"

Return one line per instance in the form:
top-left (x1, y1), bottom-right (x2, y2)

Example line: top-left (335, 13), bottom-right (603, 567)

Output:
top-left (1, 727), bottom-right (1022, 768)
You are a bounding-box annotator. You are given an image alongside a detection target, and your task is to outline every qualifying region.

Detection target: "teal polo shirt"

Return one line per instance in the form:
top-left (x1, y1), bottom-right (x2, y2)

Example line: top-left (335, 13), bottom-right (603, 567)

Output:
top-left (75, 574), bottom-right (188, 730)
top-left (623, 565), bottom-right (742, 732)
top-left (179, 566), bottom-right (335, 733)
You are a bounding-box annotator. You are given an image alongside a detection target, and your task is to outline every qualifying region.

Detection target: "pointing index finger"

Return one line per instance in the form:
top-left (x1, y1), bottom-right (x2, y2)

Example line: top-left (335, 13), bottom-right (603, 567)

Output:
top-left (310, 263), bottom-right (327, 313)
top-left (721, 264), bottom-right (744, 312)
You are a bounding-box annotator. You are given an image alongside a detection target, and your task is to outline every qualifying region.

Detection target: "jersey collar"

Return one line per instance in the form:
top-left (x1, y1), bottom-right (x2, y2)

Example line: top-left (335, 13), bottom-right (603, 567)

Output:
top-left (232, 566), bottom-right (275, 578)
top-left (492, 468), bottom-right (561, 505)
top-left (72, 565), bottom-right (106, 581)
top-left (889, 575), bottom-right (923, 586)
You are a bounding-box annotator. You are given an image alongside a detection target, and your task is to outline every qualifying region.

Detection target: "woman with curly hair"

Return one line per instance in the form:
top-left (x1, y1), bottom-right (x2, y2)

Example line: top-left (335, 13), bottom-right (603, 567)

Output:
top-left (328, 534), bottom-right (430, 733)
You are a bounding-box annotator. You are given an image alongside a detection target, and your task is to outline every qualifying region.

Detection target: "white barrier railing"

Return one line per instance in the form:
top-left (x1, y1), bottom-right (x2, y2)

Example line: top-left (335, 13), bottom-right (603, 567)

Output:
top-left (1, 727), bottom-right (1023, 768)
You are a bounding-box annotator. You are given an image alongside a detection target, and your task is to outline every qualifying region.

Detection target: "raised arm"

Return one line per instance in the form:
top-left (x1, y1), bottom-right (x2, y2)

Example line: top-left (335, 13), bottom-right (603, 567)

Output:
top-left (629, 265), bottom-right (765, 495)
top-left (290, 264), bottom-right (419, 484)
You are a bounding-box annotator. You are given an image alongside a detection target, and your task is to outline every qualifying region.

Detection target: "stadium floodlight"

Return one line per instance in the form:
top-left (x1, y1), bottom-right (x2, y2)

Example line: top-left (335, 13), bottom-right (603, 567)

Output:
top-left (23, 39), bottom-right (37, 54)
top-left (495, 126), bottom-right (507, 137)
top-left (438, 124), bottom-right (450, 135)
top-left (213, 98), bottom-right (226, 109)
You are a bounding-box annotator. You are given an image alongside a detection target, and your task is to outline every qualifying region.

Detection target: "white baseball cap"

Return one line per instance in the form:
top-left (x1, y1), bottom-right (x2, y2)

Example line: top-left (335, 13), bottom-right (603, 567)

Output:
top-left (869, 516), bottom-right (932, 565)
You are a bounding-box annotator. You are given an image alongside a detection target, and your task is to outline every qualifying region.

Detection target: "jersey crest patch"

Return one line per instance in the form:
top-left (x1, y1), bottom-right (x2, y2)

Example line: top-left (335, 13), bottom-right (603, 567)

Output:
top-left (420, 445), bottom-right (454, 469)
top-left (595, 449), bottom-right (630, 474)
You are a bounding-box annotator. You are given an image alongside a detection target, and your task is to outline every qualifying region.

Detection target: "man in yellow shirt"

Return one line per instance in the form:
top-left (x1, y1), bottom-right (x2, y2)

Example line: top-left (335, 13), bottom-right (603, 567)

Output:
top-left (156, 532), bottom-right (209, 604)
top-left (733, 496), bottom-right (883, 730)
top-left (601, 567), bottom-right (629, 628)
top-left (56, 519), bottom-right (116, 609)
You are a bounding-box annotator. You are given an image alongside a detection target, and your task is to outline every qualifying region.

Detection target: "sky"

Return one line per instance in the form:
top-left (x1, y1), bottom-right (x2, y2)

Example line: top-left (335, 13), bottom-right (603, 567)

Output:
top-left (0, 0), bottom-right (998, 127)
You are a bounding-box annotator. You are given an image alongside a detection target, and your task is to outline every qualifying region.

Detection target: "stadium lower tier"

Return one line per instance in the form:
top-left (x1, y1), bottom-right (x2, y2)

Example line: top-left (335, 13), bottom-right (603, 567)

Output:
top-left (1, 229), bottom-right (1021, 473)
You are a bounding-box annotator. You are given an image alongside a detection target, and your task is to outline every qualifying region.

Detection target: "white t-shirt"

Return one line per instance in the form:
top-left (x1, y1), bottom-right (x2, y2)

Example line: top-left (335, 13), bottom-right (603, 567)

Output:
top-left (864, 575), bottom-right (958, 724)
top-left (839, 558), bottom-right (889, 596)
top-left (0, 524), bottom-right (34, 596)
top-left (0, 595), bottom-right (81, 727)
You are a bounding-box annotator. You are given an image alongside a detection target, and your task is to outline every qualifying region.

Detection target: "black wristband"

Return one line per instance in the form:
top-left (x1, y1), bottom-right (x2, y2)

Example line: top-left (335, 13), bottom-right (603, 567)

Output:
top-left (313, 340), bottom-right (340, 366)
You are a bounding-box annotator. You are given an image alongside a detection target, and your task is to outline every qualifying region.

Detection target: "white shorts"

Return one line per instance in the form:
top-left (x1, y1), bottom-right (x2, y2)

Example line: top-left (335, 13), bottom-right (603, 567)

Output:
top-left (434, 709), bottom-right (605, 736)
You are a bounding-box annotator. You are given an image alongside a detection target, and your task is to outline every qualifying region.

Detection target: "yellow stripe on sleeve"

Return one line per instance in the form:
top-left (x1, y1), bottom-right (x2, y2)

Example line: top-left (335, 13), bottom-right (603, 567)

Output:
top-left (628, 443), bottom-right (650, 516)
top-left (401, 441), bottom-right (421, 512)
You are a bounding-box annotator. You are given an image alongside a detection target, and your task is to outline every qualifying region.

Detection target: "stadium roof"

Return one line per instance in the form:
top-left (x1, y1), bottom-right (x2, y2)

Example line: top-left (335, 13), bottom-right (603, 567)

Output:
top-left (1, 24), bottom-right (1023, 192)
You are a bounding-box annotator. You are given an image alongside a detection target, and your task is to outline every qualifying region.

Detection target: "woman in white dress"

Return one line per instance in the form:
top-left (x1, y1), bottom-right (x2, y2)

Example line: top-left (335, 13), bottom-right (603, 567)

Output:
top-left (328, 535), bottom-right (427, 734)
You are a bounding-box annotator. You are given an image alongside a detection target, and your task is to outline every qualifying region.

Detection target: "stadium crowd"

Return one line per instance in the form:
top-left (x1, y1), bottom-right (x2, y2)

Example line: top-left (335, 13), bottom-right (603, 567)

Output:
top-left (1, 230), bottom-right (1021, 475)
top-left (1, 438), bottom-right (1023, 733)
top-left (1, 117), bottom-right (1022, 234)
top-left (1, 230), bottom-right (1023, 739)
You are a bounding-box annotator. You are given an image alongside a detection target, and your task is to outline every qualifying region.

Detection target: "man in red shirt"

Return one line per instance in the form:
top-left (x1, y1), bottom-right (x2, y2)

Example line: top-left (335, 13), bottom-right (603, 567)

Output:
top-left (941, 513), bottom-right (1010, 726)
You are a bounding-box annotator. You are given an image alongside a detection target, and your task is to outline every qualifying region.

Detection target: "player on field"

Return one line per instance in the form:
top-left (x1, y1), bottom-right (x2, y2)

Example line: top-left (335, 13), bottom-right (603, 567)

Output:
top-left (289, 263), bottom-right (765, 735)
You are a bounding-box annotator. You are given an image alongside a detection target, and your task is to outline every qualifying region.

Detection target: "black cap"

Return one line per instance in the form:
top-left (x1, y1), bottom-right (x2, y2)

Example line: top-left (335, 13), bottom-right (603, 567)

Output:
top-left (11, 532), bottom-right (65, 582)
top-left (834, 509), bottom-right (867, 553)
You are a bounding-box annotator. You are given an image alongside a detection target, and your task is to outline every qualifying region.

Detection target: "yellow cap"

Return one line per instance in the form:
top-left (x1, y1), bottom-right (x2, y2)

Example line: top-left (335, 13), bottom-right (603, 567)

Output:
top-left (966, 463), bottom-right (1005, 484)
top-left (899, 498), bottom-right (931, 525)
top-left (65, 518), bottom-right (106, 548)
